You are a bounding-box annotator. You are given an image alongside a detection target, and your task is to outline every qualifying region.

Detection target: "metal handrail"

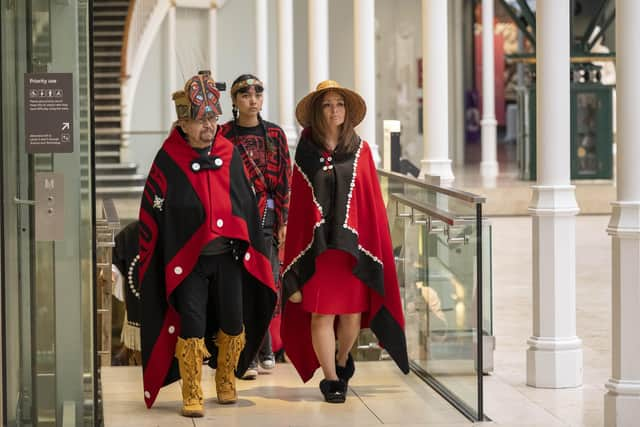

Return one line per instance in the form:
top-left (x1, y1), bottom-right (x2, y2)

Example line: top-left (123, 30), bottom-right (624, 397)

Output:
top-left (390, 193), bottom-right (456, 225)
top-left (96, 199), bottom-right (120, 367)
top-left (101, 198), bottom-right (120, 229)
top-left (378, 169), bottom-right (486, 204)
top-left (121, 130), bottom-right (170, 135)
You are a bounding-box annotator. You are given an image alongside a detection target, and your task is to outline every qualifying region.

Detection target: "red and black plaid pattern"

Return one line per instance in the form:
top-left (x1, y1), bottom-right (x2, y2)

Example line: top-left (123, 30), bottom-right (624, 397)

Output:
top-left (220, 120), bottom-right (291, 232)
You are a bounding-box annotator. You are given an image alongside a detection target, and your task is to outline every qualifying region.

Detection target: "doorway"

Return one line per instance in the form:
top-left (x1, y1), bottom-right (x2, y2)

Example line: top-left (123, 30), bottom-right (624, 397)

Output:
top-left (1, 0), bottom-right (96, 425)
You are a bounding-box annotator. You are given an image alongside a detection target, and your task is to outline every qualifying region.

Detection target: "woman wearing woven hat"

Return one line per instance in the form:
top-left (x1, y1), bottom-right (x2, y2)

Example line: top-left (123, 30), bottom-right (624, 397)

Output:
top-left (281, 80), bottom-right (409, 403)
top-left (139, 71), bottom-right (276, 417)
top-left (220, 74), bottom-right (291, 378)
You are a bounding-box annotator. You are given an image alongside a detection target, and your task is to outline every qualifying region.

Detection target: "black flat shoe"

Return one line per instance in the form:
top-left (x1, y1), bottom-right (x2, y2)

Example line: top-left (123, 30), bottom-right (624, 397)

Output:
top-left (336, 353), bottom-right (355, 384)
top-left (319, 379), bottom-right (347, 403)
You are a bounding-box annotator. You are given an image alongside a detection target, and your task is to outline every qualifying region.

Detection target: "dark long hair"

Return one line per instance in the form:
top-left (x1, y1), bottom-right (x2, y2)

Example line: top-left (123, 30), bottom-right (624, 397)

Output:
top-left (230, 73), bottom-right (275, 152)
top-left (309, 90), bottom-right (359, 155)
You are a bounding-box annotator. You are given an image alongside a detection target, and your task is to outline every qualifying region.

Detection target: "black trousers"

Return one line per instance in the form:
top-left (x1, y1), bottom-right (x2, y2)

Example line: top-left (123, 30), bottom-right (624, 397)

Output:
top-left (256, 228), bottom-right (276, 358)
top-left (255, 205), bottom-right (280, 358)
top-left (173, 252), bottom-right (243, 338)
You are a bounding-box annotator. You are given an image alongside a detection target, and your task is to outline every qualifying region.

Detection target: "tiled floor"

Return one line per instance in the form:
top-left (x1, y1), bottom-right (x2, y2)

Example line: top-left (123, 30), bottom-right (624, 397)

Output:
top-left (485, 214), bottom-right (610, 427)
top-left (102, 215), bottom-right (611, 426)
top-left (102, 361), bottom-right (472, 426)
top-left (452, 163), bottom-right (615, 216)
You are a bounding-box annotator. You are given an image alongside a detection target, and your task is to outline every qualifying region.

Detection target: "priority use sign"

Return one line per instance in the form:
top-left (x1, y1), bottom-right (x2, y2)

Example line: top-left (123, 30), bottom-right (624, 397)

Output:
top-left (24, 73), bottom-right (74, 153)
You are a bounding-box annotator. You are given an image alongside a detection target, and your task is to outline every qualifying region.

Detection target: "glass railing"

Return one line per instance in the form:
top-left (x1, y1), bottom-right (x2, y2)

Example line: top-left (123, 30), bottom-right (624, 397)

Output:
top-left (378, 169), bottom-right (491, 422)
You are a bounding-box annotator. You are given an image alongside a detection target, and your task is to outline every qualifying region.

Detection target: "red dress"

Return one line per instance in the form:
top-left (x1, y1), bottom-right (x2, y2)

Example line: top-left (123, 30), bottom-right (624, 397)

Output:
top-left (282, 133), bottom-right (409, 382)
top-left (301, 249), bottom-right (369, 314)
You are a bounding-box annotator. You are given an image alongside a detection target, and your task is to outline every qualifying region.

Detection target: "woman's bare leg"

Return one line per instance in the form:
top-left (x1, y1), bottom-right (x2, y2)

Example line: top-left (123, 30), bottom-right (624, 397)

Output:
top-left (311, 313), bottom-right (338, 380)
top-left (336, 313), bottom-right (361, 366)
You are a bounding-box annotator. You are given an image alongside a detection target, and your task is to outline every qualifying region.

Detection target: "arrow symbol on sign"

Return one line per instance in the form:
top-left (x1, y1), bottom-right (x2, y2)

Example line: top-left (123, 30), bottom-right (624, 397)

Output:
top-left (62, 122), bottom-right (70, 131)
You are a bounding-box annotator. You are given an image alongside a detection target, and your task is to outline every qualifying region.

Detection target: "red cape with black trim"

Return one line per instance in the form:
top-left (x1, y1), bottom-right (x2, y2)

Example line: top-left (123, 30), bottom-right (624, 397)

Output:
top-left (281, 136), bottom-right (409, 382)
top-left (139, 128), bottom-right (276, 408)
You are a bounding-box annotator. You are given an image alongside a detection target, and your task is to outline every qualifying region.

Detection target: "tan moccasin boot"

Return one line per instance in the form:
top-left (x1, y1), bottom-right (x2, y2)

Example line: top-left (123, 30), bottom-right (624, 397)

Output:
top-left (175, 337), bottom-right (211, 417)
top-left (214, 329), bottom-right (246, 404)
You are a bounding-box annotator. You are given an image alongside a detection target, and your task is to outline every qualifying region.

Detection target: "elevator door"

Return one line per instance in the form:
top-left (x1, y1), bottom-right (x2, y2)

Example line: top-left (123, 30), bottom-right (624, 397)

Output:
top-left (1, 0), bottom-right (96, 425)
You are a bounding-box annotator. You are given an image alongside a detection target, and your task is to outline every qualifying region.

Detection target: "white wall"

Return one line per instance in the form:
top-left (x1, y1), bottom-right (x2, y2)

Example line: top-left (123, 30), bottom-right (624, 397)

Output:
top-left (129, 0), bottom-right (435, 175)
top-left (130, 16), bottom-right (168, 176)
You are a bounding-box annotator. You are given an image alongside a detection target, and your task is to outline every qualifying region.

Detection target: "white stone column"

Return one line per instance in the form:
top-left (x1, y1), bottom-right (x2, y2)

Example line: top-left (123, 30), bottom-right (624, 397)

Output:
top-left (480, 0), bottom-right (498, 183)
top-left (208, 4), bottom-right (218, 73)
top-left (277, 0), bottom-right (298, 145)
top-left (605, 0), bottom-right (640, 424)
top-left (166, 4), bottom-right (176, 124)
top-left (256, 0), bottom-right (269, 118)
top-left (354, 0), bottom-right (380, 165)
top-left (420, 0), bottom-right (454, 183)
top-left (308, 0), bottom-right (329, 90)
top-left (527, 0), bottom-right (582, 389)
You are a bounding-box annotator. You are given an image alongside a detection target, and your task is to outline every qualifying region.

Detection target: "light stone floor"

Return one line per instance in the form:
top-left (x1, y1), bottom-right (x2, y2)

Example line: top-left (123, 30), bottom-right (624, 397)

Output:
top-left (484, 214), bottom-right (611, 427)
top-left (102, 362), bottom-right (471, 427)
top-left (453, 164), bottom-right (615, 216)
top-left (103, 215), bottom-right (612, 427)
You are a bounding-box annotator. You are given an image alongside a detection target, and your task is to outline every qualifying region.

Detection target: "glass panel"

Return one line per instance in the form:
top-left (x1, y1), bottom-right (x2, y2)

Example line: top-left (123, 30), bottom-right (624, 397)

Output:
top-left (2, 1), bottom-right (36, 425)
top-left (482, 222), bottom-right (493, 337)
top-left (574, 92), bottom-right (600, 176)
top-left (1, 0), bottom-right (94, 425)
top-left (382, 171), bottom-right (487, 421)
top-left (30, 0), bottom-right (52, 65)
top-left (34, 238), bottom-right (57, 425)
top-left (77, 0), bottom-right (96, 424)
top-left (421, 218), bottom-right (478, 416)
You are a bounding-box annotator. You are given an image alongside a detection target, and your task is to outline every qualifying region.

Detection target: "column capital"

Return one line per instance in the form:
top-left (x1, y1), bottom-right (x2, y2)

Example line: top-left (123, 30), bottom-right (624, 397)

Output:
top-left (606, 379), bottom-right (640, 396)
top-left (527, 336), bottom-right (582, 352)
top-left (527, 343), bottom-right (583, 388)
top-left (419, 159), bottom-right (454, 185)
top-left (529, 185), bottom-right (579, 216)
top-left (605, 381), bottom-right (640, 426)
top-left (608, 201), bottom-right (640, 237)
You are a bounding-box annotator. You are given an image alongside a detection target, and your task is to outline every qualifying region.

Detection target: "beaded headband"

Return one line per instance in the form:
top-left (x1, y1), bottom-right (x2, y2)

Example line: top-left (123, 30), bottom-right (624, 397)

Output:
top-left (230, 78), bottom-right (264, 98)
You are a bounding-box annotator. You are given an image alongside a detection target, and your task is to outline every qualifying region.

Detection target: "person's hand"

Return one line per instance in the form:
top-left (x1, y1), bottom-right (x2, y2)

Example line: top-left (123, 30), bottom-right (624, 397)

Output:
top-left (288, 290), bottom-right (302, 303)
top-left (277, 225), bottom-right (287, 248)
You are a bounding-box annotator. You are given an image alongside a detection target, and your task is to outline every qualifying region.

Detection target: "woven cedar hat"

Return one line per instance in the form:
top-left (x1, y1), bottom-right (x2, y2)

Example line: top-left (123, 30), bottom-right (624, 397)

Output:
top-left (172, 70), bottom-right (222, 120)
top-left (295, 80), bottom-right (366, 128)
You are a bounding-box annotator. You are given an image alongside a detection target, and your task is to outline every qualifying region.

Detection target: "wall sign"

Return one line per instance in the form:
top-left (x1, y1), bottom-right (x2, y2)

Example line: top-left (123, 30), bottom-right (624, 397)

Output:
top-left (24, 73), bottom-right (74, 153)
